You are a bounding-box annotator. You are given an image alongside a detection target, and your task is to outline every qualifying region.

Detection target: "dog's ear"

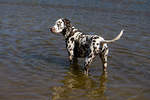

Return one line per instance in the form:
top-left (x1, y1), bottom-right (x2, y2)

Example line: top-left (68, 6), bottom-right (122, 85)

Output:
top-left (63, 18), bottom-right (71, 27)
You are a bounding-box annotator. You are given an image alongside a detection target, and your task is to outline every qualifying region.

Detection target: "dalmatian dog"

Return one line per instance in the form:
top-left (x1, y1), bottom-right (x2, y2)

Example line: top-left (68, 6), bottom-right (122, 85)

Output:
top-left (50, 18), bottom-right (124, 75)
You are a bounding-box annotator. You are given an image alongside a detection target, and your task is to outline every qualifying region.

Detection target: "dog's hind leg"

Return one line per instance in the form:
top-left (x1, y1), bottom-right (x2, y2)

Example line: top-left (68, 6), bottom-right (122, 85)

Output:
top-left (100, 47), bottom-right (109, 72)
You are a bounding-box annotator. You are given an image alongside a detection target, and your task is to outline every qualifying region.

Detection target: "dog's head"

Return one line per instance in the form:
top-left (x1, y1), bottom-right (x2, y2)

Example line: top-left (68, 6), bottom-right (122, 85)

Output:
top-left (50, 18), bottom-right (71, 34)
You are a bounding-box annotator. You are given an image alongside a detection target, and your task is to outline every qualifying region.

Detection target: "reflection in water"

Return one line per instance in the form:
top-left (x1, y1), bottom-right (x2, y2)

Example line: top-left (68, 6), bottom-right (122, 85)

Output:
top-left (50, 64), bottom-right (108, 100)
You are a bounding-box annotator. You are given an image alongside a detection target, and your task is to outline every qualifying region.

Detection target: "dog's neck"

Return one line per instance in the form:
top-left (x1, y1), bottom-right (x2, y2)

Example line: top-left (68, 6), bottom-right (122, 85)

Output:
top-left (62, 26), bottom-right (79, 41)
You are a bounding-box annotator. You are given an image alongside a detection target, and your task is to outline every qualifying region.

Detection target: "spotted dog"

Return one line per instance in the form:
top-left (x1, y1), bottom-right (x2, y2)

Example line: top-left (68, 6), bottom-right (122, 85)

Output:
top-left (50, 18), bottom-right (124, 75)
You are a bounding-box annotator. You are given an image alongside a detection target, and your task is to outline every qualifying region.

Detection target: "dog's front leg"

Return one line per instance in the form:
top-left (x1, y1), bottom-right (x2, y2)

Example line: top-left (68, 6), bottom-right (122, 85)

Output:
top-left (67, 48), bottom-right (74, 64)
top-left (69, 54), bottom-right (73, 64)
top-left (66, 39), bottom-right (75, 64)
top-left (84, 53), bottom-right (95, 75)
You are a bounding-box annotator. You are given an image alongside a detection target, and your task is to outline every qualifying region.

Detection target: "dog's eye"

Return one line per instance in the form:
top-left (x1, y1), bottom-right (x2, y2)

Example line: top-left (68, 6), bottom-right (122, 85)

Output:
top-left (58, 21), bottom-right (62, 25)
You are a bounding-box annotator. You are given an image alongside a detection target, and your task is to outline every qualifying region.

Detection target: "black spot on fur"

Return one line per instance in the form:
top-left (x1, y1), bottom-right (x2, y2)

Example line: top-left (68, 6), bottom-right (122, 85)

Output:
top-left (90, 59), bottom-right (92, 62)
top-left (81, 36), bottom-right (84, 39)
top-left (71, 38), bottom-right (74, 42)
top-left (62, 29), bottom-right (66, 35)
top-left (63, 18), bottom-right (71, 27)
top-left (88, 54), bottom-right (92, 58)
top-left (93, 40), bottom-right (96, 42)
top-left (68, 45), bottom-right (71, 48)
top-left (93, 37), bottom-right (99, 39)
top-left (85, 44), bottom-right (89, 48)
top-left (86, 37), bottom-right (89, 40)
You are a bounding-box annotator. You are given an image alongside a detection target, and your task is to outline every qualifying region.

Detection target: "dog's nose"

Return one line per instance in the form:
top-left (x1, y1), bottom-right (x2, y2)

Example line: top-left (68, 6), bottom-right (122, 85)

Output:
top-left (50, 27), bottom-right (52, 31)
top-left (50, 27), bottom-right (53, 32)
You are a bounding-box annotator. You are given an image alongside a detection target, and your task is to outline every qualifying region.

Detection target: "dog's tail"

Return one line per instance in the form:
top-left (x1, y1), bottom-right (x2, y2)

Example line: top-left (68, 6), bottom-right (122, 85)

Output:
top-left (101, 29), bottom-right (124, 44)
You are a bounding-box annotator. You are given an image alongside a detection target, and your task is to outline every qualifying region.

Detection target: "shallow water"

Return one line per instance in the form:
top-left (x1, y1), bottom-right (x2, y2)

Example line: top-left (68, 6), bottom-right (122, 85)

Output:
top-left (0, 0), bottom-right (150, 100)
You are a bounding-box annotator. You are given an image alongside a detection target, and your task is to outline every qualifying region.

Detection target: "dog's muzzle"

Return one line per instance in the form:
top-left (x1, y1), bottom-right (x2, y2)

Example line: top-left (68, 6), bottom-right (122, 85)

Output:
top-left (50, 27), bottom-right (55, 33)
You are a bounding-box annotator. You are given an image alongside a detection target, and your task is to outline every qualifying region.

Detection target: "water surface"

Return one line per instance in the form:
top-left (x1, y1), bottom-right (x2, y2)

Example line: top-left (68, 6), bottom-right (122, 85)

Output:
top-left (0, 0), bottom-right (150, 100)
